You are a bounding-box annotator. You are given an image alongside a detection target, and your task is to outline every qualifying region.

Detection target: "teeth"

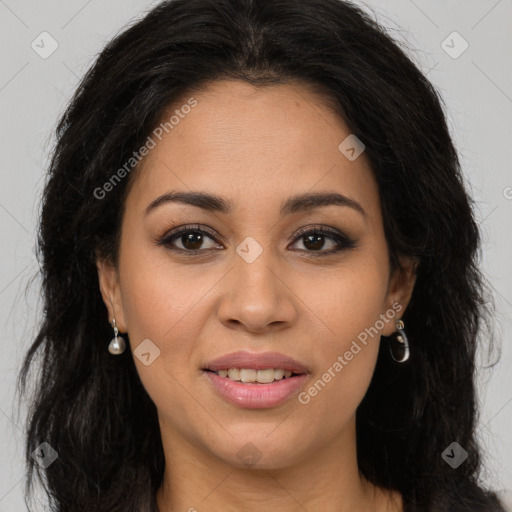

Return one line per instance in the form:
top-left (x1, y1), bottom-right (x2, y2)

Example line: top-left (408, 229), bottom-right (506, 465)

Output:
top-left (254, 369), bottom-right (275, 383)
top-left (227, 368), bottom-right (239, 380)
top-left (240, 369), bottom-right (257, 382)
top-left (215, 368), bottom-right (297, 383)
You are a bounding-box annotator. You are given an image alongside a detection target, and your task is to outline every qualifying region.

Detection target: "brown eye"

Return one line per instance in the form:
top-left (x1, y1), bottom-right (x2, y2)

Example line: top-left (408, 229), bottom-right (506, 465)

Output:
top-left (158, 225), bottom-right (223, 253)
top-left (179, 231), bottom-right (207, 251)
top-left (290, 227), bottom-right (356, 256)
top-left (300, 232), bottom-right (335, 251)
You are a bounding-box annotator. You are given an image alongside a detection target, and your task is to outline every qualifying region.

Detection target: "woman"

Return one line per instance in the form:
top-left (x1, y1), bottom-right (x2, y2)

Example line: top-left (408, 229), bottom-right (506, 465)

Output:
top-left (18, 0), bottom-right (509, 510)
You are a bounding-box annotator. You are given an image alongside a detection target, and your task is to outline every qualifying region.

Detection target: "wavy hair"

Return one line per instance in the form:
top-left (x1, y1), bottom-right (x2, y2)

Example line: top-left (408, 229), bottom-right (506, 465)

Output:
top-left (18, 0), bottom-right (506, 510)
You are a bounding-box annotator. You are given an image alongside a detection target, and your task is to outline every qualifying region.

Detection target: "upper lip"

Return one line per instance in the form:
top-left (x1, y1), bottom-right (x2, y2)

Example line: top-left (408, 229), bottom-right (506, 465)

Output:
top-left (204, 351), bottom-right (310, 374)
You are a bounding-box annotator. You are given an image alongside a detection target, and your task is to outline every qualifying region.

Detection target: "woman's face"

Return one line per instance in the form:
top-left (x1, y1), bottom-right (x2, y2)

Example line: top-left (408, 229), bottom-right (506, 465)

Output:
top-left (98, 79), bottom-right (415, 469)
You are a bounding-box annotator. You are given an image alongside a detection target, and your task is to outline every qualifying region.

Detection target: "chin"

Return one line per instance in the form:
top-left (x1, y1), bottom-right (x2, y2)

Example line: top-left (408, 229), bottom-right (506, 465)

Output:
top-left (205, 429), bottom-right (309, 470)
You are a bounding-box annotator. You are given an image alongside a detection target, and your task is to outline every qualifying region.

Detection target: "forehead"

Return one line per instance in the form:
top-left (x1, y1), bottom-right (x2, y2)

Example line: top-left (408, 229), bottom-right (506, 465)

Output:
top-left (125, 79), bottom-right (380, 220)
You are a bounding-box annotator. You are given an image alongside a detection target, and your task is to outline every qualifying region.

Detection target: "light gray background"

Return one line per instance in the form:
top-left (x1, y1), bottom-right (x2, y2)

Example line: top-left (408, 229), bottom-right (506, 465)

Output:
top-left (0, 0), bottom-right (511, 510)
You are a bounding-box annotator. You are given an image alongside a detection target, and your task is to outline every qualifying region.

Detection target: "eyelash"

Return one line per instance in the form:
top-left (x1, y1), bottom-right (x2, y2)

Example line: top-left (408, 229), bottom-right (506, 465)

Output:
top-left (156, 223), bottom-right (356, 257)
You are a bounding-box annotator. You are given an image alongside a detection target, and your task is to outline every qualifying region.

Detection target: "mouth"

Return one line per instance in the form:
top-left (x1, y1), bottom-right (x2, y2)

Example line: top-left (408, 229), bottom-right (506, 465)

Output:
top-left (202, 351), bottom-right (309, 409)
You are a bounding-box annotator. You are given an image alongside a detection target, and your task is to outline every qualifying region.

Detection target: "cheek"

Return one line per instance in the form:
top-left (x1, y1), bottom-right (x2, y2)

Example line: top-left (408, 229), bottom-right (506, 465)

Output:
top-left (296, 308), bottom-right (384, 443)
top-left (118, 262), bottom-right (206, 424)
top-left (295, 251), bottom-right (389, 414)
top-left (116, 242), bottom-right (212, 391)
top-left (117, 230), bottom-right (212, 341)
top-left (300, 250), bottom-right (390, 344)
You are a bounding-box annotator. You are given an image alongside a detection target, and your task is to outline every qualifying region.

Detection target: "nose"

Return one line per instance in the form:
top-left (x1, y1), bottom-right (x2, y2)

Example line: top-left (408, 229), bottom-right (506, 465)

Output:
top-left (216, 247), bottom-right (298, 334)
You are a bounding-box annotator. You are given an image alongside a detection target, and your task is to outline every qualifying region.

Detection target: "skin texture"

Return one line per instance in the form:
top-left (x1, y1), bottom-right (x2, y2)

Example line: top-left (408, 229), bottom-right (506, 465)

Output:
top-left (97, 80), bottom-right (416, 512)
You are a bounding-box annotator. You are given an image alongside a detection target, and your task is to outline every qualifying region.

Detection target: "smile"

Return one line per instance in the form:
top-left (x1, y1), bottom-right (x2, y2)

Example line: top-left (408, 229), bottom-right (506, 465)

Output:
top-left (213, 368), bottom-right (297, 383)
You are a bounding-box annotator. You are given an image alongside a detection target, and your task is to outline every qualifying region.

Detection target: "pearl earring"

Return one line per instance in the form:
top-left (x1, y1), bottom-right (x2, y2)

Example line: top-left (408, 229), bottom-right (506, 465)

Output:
top-left (108, 318), bottom-right (126, 355)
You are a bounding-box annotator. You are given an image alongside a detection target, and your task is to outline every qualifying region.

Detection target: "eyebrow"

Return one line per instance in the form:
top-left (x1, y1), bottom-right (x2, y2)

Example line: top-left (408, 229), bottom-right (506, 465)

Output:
top-left (144, 190), bottom-right (367, 218)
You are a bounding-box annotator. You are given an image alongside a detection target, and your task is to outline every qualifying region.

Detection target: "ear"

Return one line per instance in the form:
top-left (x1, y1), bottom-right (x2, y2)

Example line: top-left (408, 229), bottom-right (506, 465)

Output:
top-left (96, 254), bottom-right (127, 332)
top-left (381, 255), bottom-right (418, 336)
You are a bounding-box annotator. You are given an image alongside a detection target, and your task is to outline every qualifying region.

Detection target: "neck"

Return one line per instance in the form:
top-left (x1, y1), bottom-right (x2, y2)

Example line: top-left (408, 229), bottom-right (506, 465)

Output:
top-left (155, 415), bottom-right (402, 512)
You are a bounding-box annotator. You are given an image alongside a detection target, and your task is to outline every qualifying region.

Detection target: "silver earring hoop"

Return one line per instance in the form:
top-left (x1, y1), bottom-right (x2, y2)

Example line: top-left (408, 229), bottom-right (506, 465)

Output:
top-left (389, 319), bottom-right (410, 363)
top-left (108, 318), bottom-right (126, 355)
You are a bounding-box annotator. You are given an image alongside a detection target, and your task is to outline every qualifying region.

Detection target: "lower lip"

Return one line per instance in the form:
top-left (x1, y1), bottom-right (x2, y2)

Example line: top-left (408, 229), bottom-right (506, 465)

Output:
top-left (205, 371), bottom-right (308, 409)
